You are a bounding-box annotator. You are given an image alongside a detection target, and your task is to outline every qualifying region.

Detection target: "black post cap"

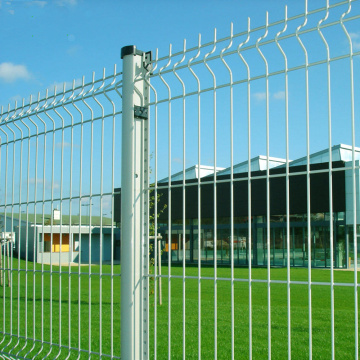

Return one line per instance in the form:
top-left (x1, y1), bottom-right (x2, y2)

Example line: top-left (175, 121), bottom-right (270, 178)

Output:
top-left (121, 45), bottom-right (144, 59)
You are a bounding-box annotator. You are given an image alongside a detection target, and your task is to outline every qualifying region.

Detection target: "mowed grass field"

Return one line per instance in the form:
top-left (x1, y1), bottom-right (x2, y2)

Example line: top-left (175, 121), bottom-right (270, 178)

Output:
top-left (0, 259), bottom-right (359, 359)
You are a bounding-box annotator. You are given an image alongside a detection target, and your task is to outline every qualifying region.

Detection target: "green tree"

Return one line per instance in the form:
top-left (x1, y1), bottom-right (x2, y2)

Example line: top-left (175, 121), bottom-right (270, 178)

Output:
top-left (149, 190), bottom-right (166, 299)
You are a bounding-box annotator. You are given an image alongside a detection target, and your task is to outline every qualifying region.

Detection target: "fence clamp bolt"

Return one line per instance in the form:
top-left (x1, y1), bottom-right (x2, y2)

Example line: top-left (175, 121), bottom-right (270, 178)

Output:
top-left (134, 105), bottom-right (148, 120)
top-left (143, 51), bottom-right (152, 73)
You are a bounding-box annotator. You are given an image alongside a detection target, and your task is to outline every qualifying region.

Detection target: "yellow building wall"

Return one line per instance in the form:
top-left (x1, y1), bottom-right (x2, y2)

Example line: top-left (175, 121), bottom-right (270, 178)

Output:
top-left (44, 234), bottom-right (70, 252)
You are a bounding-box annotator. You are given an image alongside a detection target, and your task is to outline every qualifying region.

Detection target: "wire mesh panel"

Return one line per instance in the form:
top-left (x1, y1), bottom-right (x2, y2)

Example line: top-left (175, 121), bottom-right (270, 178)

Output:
top-left (0, 68), bottom-right (123, 359)
top-left (146, 0), bottom-right (360, 359)
top-left (1, 0), bottom-right (360, 359)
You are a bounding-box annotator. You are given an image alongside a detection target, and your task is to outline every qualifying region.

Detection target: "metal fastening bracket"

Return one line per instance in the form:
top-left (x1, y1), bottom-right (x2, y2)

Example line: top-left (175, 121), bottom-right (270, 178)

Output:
top-left (121, 46), bottom-right (152, 73)
top-left (134, 105), bottom-right (148, 120)
top-left (143, 51), bottom-right (152, 73)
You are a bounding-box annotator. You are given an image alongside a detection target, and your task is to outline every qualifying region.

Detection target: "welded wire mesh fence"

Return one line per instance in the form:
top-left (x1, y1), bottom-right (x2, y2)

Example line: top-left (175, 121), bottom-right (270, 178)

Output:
top-left (0, 69), bottom-right (122, 359)
top-left (1, 0), bottom-right (360, 359)
top-left (146, 0), bottom-right (360, 359)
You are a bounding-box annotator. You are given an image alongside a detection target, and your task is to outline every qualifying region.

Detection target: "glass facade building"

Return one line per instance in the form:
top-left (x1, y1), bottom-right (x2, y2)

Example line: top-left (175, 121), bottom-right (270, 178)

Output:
top-left (157, 212), bottom-right (347, 268)
top-left (152, 145), bottom-right (360, 269)
top-left (115, 144), bottom-right (360, 269)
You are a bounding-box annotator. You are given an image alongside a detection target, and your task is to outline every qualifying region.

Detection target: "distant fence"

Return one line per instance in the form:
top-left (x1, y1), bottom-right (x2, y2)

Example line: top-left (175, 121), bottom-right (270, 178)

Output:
top-left (0, 68), bottom-right (123, 358)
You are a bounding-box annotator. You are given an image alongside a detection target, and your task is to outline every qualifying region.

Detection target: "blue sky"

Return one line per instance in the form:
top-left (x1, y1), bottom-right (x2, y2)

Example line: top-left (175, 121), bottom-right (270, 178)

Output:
top-left (1, 0), bottom-right (318, 108)
top-left (1, 0), bottom-right (360, 215)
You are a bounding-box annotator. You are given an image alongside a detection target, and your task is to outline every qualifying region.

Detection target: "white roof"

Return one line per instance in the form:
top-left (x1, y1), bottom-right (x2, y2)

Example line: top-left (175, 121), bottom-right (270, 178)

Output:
top-left (217, 155), bottom-right (288, 176)
top-left (158, 144), bottom-right (360, 182)
top-left (158, 164), bottom-right (225, 183)
top-left (288, 144), bottom-right (360, 167)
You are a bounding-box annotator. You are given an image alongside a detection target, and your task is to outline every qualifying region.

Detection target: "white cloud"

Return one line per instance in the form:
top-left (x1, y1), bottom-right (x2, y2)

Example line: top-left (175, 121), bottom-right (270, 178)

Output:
top-left (254, 91), bottom-right (286, 101)
top-left (254, 92), bottom-right (266, 101)
top-left (55, 142), bottom-right (80, 149)
top-left (273, 91), bottom-right (285, 100)
top-left (8, 9), bottom-right (14, 14)
top-left (29, 178), bottom-right (43, 185)
top-left (56, 0), bottom-right (77, 5)
top-left (350, 32), bottom-right (360, 51)
top-left (9, 94), bottom-right (23, 104)
top-left (67, 45), bottom-right (81, 56)
top-left (0, 62), bottom-right (31, 83)
top-left (48, 78), bottom-right (82, 93)
top-left (101, 196), bottom-right (113, 211)
top-left (31, 1), bottom-right (47, 7)
top-left (56, 142), bottom-right (72, 149)
top-left (349, 32), bottom-right (360, 39)
top-left (29, 178), bottom-right (60, 190)
top-left (172, 157), bottom-right (182, 164)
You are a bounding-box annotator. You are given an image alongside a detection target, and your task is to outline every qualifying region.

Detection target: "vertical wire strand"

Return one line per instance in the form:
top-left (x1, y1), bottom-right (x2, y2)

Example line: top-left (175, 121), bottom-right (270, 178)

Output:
top-left (89, 73), bottom-right (95, 357)
top-left (18, 98), bottom-right (31, 357)
top-left (92, 68), bottom-right (106, 357)
top-left (340, 3), bottom-right (358, 358)
top-left (33, 93), bottom-right (47, 359)
top-left (256, 13), bottom-right (271, 359)
top-left (196, 42), bottom-right (202, 360)
top-left (103, 65), bottom-right (117, 359)
top-left (62, 81), bottom-right (76, 360)
top-left (110, 66), bottom-right (117, 360)
top-left (82, 72), bottom-right (96, 357)
top-left (31, 104), bottom-right (38, 356)
top-left (0, 106), bottom-right (12, 354)
top-left (29, 93), bottom-right (44, 359)
top-left (144, 49), bottom-right (159, 359)
top-left (203, 29), bottom-right (217, 359)
top-left (71, 76), bottom-right (85, 359)
top-left (1, 108), bottom-right (9, 353)
top-left (189, 34), bottom-right (204, 360)
top-left (295, 3), bottom-right (312, 356)
top-left (0, 106), bottom-right (5, 349)
top-left (52, 83), bottom-right (68, 360)
top-left (10, 101), bottom-right (24, 356)
top-left (11, 101), bottom-right (23, 356)
top-left (0, 106), bottom-right (8, 352)
top-left (69, 85), bottom-right (77, 359)
top-left (158, 45), bottom-right (172, 360)
top-left (77, 94), bottom-right (83, 359)
top-left (149, 50), bottom-right (159, 360)
top-left (45, 87), bottom-right (60, 359)
top-left (80, 75), bottom-right (95, 356)
top-left (59, 86), bottom-right (65, 360)
top-left (220, 23), bottom-right (234, 360)
top-left (275, 8), bottom-right (291, 359)
top-left (24, 95), bottom-right (41, 359)
top-left (0, 109), bottom-right (5, 349)
top-left (237, 18), bottom-right (252, 359)
top-left (37, 90), bottom-right (52, 360)
top-left (197, 112), bottom-right (201, 359)
top-left (173, 39), bottom-right (187, 360)
top-left (4, 103), bottom-right (17, 354)
top-left (5, 114), bottom-right (13, 352)
top-left (3, 103), bottom-right (18, 356)
top-left (317, 4), bottom-right (335, 358)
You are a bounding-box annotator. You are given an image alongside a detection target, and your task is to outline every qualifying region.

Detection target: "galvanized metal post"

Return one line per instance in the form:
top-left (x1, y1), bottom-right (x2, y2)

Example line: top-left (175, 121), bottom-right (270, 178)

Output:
top-left (121, 45), bottom-right (150, 360)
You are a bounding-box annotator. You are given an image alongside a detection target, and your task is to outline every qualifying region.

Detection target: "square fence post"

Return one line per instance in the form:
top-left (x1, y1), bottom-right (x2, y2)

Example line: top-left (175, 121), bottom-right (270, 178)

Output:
top-left (121, 45), bottom-right (151, 360)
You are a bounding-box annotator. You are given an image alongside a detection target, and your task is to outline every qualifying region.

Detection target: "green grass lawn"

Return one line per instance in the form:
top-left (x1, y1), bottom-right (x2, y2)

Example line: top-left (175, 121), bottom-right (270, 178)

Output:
top-left (0, 259), bottom-right (359, 359)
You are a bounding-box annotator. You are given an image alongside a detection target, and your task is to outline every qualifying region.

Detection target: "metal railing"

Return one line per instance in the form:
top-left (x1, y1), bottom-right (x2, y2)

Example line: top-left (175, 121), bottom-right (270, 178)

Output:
top-left (1, 0), bottom-right (360, 359)
top-left (129, 0), bottom-right (360, 359)
top-left (0, 68), bottom-right (123, 359)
